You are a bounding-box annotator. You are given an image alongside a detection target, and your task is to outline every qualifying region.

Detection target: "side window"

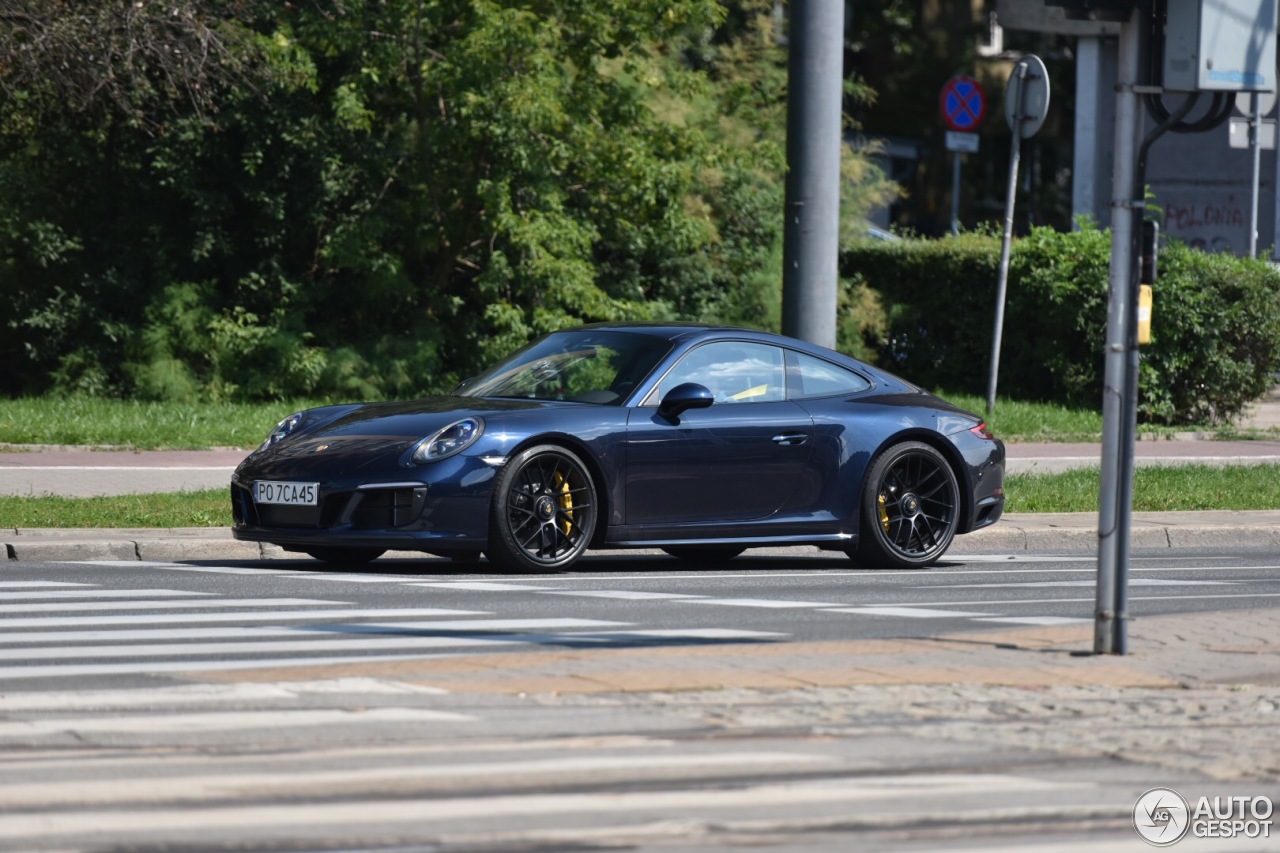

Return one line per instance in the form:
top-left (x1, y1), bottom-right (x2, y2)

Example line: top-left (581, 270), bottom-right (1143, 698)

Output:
top-left (787, 351), bottom-right (872, 399)
top-left (650, 342), bottom-right (787, 404)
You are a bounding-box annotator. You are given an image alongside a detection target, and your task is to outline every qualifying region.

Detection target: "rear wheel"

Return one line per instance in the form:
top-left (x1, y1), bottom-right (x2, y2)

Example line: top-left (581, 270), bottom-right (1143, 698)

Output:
top-left (852, 441), bottom-right (960, 569)
top-left (487, 444), bottom-right (598, 572)
top-left (661, 546), bottom-right (746, 562)
top-left (304, 547), bottom-right (385, 565)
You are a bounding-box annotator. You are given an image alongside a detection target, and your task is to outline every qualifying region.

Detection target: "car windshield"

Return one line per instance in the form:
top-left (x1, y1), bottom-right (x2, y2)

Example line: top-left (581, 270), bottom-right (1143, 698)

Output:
top-left (457, 329), bottom-right (673, 405)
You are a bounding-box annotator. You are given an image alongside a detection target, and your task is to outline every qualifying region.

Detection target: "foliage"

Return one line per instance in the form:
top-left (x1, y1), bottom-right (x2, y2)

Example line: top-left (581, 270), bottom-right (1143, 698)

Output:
top-left (0, 1), bottom-right (901, 403)
top-left (843, 225), bottom-right (1280, 425)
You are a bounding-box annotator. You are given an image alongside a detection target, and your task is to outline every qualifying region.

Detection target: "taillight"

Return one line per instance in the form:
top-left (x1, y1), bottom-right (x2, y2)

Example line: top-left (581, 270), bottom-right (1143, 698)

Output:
top-left (970, 422), bottom-right (995, 440)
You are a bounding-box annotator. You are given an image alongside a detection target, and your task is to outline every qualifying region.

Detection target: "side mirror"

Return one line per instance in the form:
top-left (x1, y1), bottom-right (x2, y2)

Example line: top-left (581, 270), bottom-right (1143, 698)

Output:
top-left (658, 383), bottom-right (714, 422)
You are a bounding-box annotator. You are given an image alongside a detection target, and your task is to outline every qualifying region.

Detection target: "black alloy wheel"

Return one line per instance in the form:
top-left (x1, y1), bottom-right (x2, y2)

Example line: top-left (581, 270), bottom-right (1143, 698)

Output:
top-left (304, 547), bottom-right (386, 565)
top-left (488, 444), bottom-right (598, 571)
top-left (853, 441), bottom-right (960, 569)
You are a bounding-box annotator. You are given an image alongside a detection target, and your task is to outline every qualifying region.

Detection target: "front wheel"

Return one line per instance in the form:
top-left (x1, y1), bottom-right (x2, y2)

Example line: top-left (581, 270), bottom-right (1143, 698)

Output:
top-left (487, 444), bottom-right (598, 572)
top-left (304, 547), bottom-right (385, 565)
top-left (852, 441), bottom-right (960, 569)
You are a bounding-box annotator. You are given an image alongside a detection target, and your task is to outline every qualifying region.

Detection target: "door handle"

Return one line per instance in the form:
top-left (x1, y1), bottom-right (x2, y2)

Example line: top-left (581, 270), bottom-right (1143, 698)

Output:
top-left (772, 432), bottom-right (808, 446)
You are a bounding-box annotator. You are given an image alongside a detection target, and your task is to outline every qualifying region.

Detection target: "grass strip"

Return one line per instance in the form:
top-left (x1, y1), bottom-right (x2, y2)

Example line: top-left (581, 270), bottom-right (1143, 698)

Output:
top-left (2, 464), bottom-right (1278, 528)
top-left (0, 490), bottom-right (230, 528)
top-left (0, 397), bottom-right (329, 450)
top-left (4, 392), bottom-right (1247, 451)
top-left (1006, 463), bottom-right (1280, 513)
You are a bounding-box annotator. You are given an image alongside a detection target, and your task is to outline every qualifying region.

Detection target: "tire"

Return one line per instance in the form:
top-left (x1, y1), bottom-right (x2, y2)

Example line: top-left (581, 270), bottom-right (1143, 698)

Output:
top-left (304, 547), bottom-right (385, 565)
top-left (661, 546), bottom-right (746, 562)
top-left (852, 441), bottom-right (960, 569)
top-left (487, 444), bottom-right (598, 572)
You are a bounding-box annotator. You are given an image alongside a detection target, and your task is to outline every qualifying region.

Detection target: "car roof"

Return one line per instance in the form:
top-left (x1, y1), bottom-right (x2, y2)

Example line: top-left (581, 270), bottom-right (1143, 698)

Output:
top-left (572, 322), bottom-right (844, 357)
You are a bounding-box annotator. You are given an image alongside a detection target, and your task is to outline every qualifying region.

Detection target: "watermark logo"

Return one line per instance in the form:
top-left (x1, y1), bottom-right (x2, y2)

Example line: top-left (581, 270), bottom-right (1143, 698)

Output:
top-left (1134, 788), bottom-right (1191, 846)
top-left (1134, 788), bottom-right (1274, 845)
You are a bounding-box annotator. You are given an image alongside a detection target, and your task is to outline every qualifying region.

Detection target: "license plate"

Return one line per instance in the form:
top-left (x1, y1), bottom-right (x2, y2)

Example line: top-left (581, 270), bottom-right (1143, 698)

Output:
top-left (255, 481), bottom-right (319, 506)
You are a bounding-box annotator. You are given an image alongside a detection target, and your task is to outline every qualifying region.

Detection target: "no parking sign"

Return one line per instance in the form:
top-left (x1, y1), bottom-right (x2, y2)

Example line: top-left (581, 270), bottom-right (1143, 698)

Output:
top-left (940, 75), bottom-right (987, 133)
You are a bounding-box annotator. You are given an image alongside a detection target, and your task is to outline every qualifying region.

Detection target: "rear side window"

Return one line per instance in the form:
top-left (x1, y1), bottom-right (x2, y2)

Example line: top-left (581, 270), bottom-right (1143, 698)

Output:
top-left (786, 351), bottom-right (872, 399)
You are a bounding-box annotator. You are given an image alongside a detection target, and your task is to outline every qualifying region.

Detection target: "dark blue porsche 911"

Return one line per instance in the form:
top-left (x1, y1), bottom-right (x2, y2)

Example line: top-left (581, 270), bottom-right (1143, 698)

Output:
top-left (231, 324), bottom-right (1004, 570)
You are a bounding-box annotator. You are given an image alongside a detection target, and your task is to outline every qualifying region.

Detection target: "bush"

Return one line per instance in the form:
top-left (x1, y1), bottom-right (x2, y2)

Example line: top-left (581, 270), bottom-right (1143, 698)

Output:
top-left (842, 225), bottom-right (1280, 425)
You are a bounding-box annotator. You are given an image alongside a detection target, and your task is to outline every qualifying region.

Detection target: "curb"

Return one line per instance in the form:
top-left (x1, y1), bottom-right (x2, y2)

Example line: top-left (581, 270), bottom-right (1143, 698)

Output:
top-left (7, 515), bottom-right (1280, 562)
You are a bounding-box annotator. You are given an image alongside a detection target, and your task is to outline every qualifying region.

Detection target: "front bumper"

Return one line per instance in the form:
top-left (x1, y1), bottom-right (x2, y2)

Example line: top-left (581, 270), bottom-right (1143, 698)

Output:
top-left (230, 452), bottom-right (499, 553)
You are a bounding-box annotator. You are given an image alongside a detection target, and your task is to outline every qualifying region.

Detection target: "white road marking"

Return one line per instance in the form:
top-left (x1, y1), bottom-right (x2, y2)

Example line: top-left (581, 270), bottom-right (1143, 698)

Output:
top-left (0, 653), bottom-right (464, 680)
top-left (0, 617), bottom-right (627, 645)
top-left (276, 573), bottom-right (441, 584)
top-left (0, 773), bottom-right (1083, 837)
top-left (0, 581), bottom-right (94, 588)
top-left (940, 579), bottom-right (1235, 589)
top-left (538, 590), bottom-right (707, 600)
top-left (145, 565), bottom-right (305, 576)
top-left (973, 616), bottom-right (1092, 626)
top-left (0, 607), bottom-right (488, 628)
top-left (328, 618), bottom-right (628, 634)
top-left (676, 598), bottom-right (847, 609)
top-left (826, 607), bottom-right (995, 619)
top-left (0, 589), bottom-right (218, 600)
top-left (900, 592), bottom-right (1280, 608)
top-left (0, 598), bottom-right (343, 614)
top-left (0, 635), bottom-right (525, 662)
top-left (0, 751), bottom-right (824, 808)
top-left (411, 582), bottom-right (558, 591)
top-left (70, 560), bottom-right (217, 568)
top-left (575, 628), bottom-right (785, 640)
top-left (0, 679), bottom-right (448, 711)
top-left (0, 707), bottom-right (473, 738)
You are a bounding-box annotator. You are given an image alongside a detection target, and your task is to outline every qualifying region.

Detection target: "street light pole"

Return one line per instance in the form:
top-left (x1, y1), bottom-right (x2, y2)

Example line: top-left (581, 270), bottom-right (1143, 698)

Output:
top-left (782, 0), bottom-right (844, 350)
top-left (1095, 8), bottom-right (1142, 655)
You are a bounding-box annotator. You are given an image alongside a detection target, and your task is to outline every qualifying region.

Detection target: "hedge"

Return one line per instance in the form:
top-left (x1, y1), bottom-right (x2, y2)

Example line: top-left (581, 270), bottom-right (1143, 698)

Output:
top-left (841, 225), bottom-right (1280, 426)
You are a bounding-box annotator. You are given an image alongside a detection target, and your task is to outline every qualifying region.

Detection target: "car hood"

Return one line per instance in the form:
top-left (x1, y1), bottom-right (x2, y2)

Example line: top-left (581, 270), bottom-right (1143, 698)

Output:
top-left (307, 396), bottom-right (556, 437)
top-left (242, 396), bottom-right (564, 472)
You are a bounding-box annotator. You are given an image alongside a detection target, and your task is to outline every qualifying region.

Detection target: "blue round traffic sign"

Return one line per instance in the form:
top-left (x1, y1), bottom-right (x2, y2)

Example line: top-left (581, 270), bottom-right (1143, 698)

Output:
top-left (940, 75), bottom-right (987, 133)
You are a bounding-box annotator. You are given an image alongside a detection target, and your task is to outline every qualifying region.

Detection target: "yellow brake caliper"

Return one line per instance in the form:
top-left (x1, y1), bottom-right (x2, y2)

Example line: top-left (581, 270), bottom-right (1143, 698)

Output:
top-left (878, 491), bottom-right (890, 532)
top-left (553, 471), bottom-right (574, 535)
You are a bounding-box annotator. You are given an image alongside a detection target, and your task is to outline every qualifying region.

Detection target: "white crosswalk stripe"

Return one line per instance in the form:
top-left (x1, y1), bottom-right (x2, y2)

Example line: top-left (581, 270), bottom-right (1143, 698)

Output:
top-left (0, 577), bottom-right (785, 684)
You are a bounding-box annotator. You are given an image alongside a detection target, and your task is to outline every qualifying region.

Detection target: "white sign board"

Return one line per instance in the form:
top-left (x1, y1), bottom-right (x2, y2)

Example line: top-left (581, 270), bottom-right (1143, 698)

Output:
top-left (945, 131), bottom-right (980, 153)
top-left (1228, 117), bottom-right (1277, 149)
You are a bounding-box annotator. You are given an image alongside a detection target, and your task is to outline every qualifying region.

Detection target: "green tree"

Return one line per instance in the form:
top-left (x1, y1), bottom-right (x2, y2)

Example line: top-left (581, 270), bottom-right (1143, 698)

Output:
top-left (1, 1), bottom-right (898, 402)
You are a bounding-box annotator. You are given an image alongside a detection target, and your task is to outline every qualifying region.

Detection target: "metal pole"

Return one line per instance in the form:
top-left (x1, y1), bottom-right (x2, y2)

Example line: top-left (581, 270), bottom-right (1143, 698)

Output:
top-left (1274, 97), bottom-right (1280, 262)
top-left (987, 61), bottom-right (1028, 420)
top-left (782, 0), bottom-right (844, 350)
top-left (950, 153), bottom-right (962, 235)
top-left (1095, 10), bottom-right (1141, 655)
top-left (1250, 93), bottom-right (1262, 258)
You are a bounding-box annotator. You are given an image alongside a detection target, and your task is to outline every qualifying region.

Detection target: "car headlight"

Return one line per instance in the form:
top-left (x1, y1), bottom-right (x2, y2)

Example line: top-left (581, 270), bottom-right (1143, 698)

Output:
top-left (412, 417), bottom-right (484, 463)
top-left (257, 412), bottom-right (305, 453)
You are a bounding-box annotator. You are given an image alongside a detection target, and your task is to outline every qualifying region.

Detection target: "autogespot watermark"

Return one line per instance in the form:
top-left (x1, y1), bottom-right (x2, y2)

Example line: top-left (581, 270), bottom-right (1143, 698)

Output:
top-left (1134, 787), bottom-right (1274, 846)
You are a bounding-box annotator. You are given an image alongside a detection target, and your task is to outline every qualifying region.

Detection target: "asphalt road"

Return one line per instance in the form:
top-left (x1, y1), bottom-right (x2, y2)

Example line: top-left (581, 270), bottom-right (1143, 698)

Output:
top-left (2, 550), bottom-right (1278, 851)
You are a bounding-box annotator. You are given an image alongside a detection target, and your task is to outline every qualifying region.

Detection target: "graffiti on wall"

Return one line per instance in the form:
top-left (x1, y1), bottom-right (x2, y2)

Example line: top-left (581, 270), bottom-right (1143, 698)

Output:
top-left (1161, 195), bottom-right (1248, 254)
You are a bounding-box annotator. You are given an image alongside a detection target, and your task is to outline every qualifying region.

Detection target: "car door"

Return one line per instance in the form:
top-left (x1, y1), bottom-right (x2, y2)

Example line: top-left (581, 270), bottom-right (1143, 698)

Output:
top-left (624, 341), bottom-right (814, 525)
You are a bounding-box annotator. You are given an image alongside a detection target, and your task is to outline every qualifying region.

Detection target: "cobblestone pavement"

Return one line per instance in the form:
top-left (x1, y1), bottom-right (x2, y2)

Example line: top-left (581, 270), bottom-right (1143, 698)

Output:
top-left (563, 681), bottom-right (1280, 781)
top-left (513, 606), bottom-right (1280, 783)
